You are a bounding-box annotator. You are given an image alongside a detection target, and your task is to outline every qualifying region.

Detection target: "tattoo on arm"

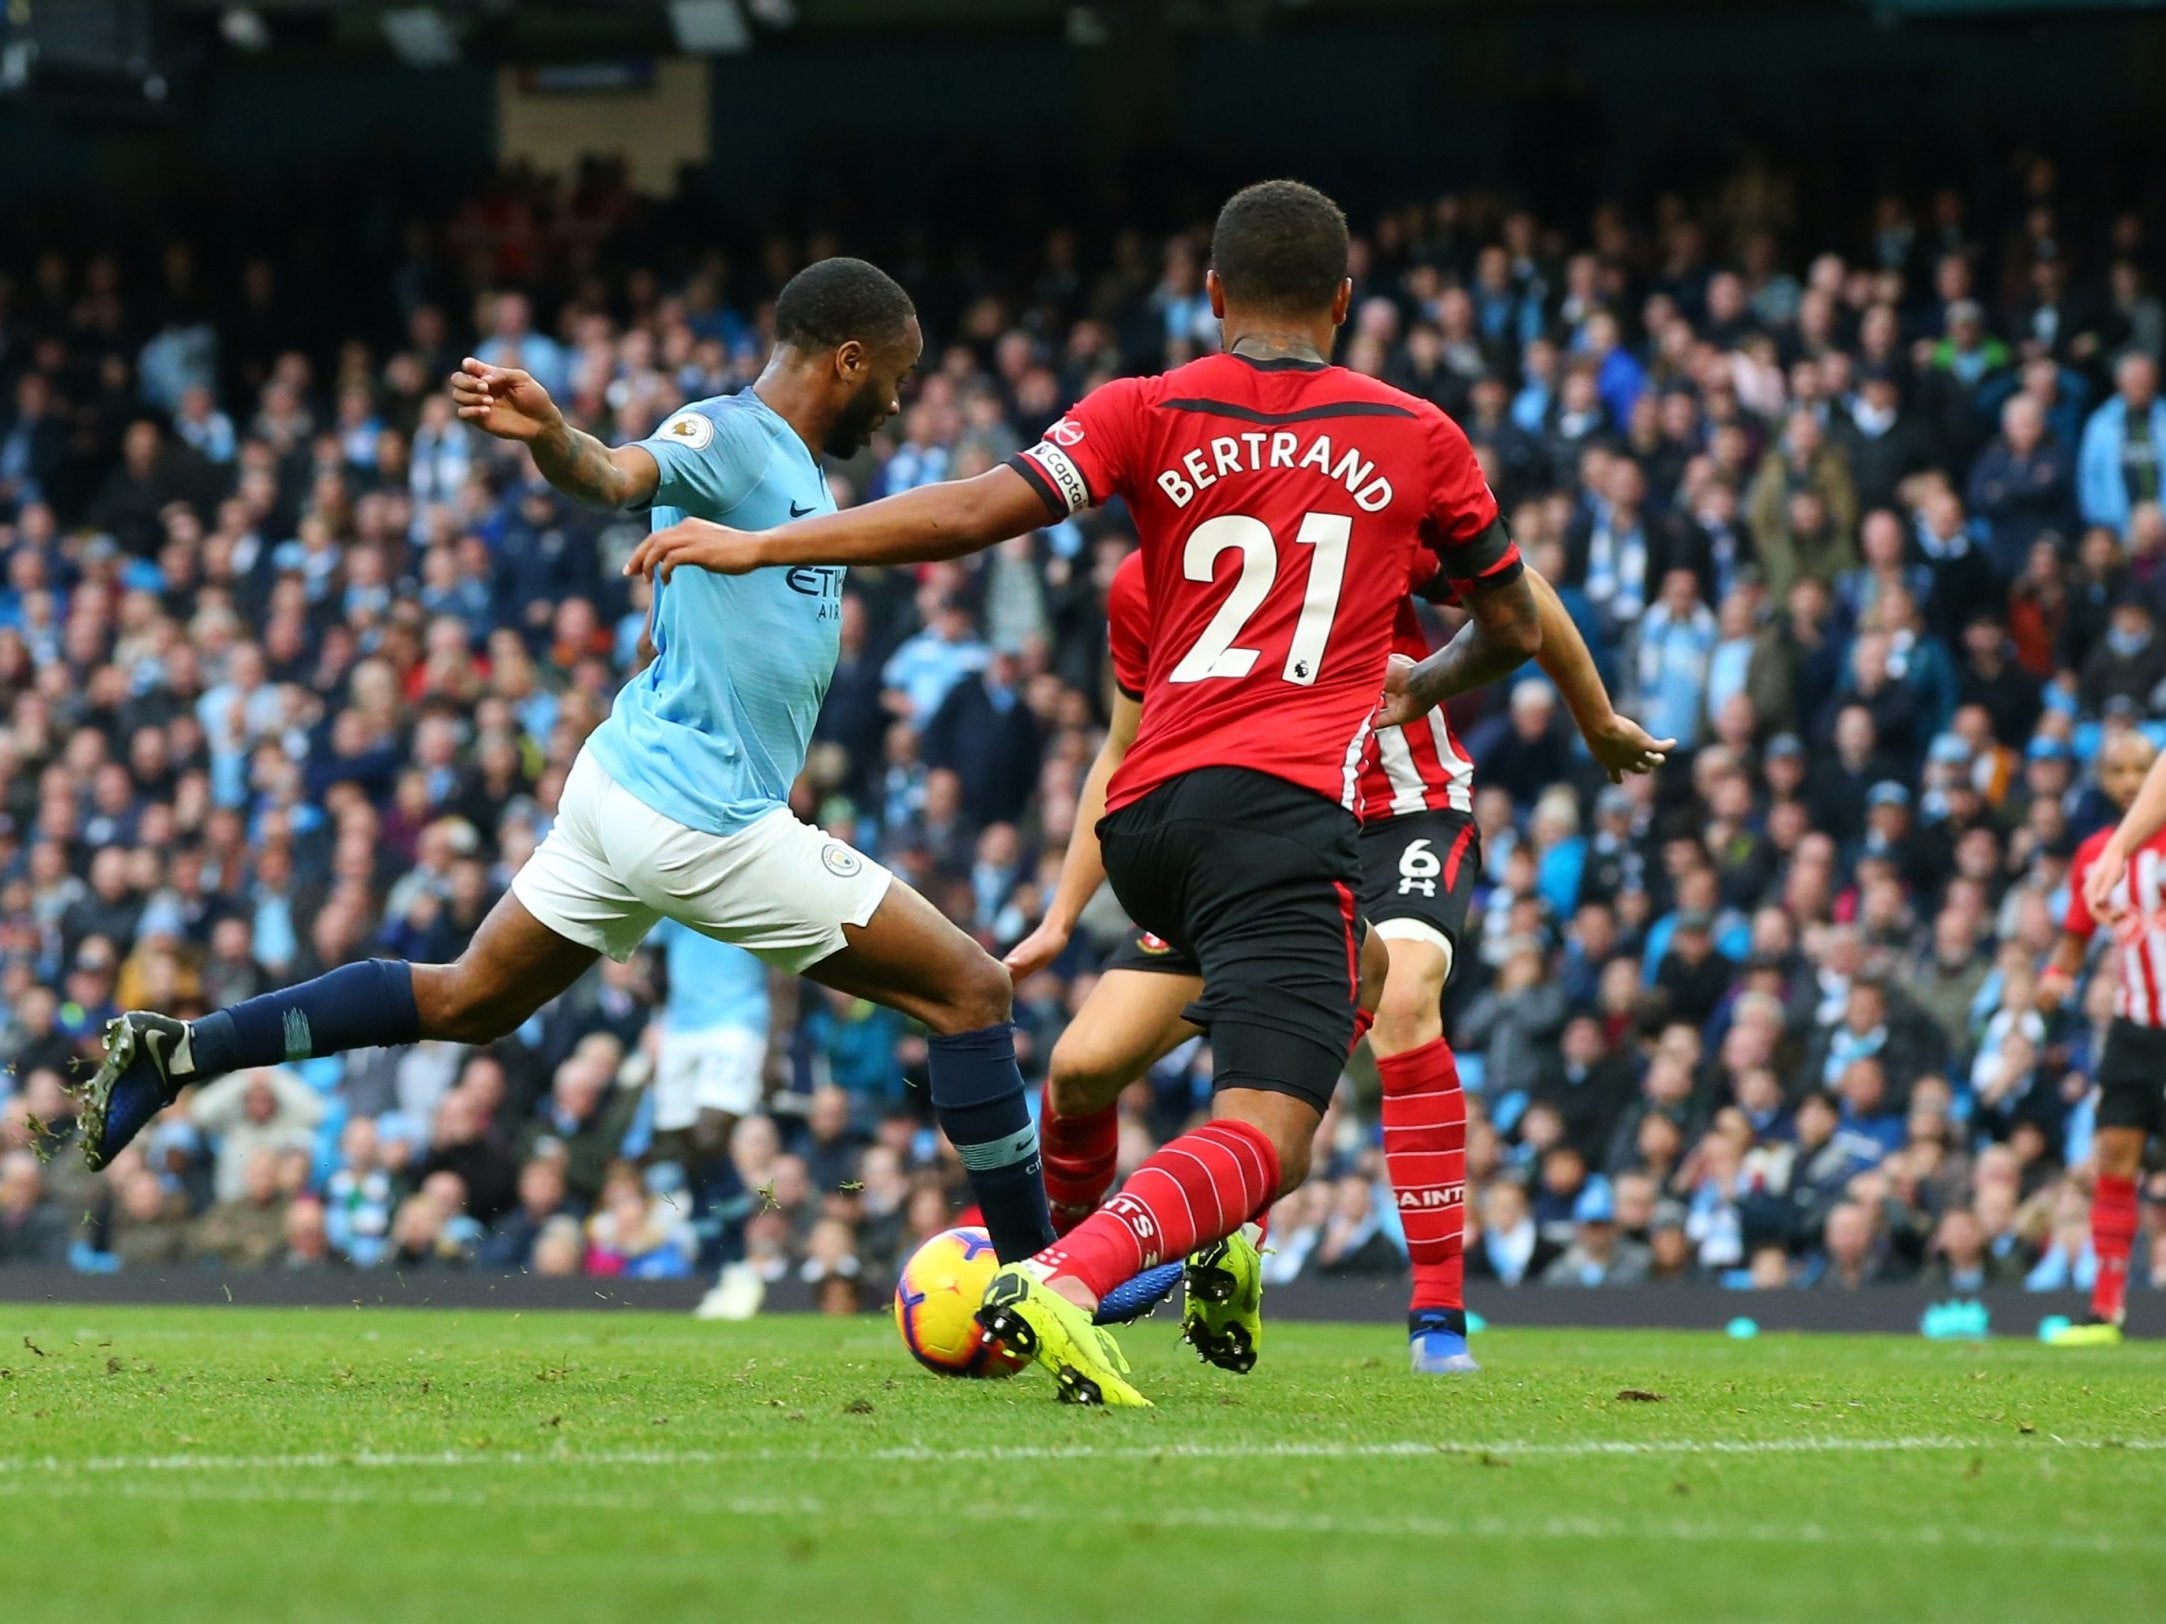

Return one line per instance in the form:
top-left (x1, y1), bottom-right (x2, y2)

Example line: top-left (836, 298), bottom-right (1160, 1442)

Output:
top-left (1404, 571), bottom-right (1544, 712)
top-left (532, 420), bottom-right (637, 510)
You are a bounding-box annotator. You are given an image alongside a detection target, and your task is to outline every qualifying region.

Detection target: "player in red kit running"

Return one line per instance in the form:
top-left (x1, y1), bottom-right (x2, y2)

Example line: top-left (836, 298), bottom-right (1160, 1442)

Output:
top-left (627, 180), bottom-right (1546, 1405)
top-left (2042, 731), bottom-right (2166, 1345)
top-left (1005, 549), bottom-right (1666, 1375)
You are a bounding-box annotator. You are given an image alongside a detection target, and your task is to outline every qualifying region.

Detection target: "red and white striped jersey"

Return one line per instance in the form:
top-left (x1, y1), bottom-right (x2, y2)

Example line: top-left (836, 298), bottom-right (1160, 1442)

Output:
top-left (1355, 596), bottom-right (1477, 819)
top-left (2067, 825), bottom-right (2166, 1027)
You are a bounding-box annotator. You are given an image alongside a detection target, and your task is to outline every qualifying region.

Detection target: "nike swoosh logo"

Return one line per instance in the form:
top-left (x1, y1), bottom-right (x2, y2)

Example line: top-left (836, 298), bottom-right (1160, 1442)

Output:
top-left (789, 502), bottom-right (816, 518)
top-left (141, 1026), bottom-right (169, 1079)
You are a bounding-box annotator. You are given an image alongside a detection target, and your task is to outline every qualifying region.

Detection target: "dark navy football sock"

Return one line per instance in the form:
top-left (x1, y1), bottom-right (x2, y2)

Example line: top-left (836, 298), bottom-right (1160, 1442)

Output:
top-left (1410, 1307), bottom-right (1468, 1338)
top-left (188, 959), bottom-right (422, 1078)
top-left (928, 1022), bottom-right (1056, 1262)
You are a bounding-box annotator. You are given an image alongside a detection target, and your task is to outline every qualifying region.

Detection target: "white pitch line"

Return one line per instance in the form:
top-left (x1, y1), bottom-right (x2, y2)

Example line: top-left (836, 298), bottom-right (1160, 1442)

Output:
top-left (3, 1432), bottom-right (2164, 1476)
top-left (0, 1473), bottom-right (2151, 1558)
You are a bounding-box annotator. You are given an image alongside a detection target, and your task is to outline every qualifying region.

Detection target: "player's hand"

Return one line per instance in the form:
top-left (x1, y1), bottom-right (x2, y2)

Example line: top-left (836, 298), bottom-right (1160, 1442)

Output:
top-left (450, 358), bottom-right (562, 442)
top-left (2035, 967), bottom-right (2074, 1012)
top-left (1584, 713), bottom-right (1675, 783)
top-left (1373, 652), bottom-right (1425, 730)
top-left (2085, 842), bottom-right (2130, 927)
top-left (1003, 919), bottom-right (1071, 981)
top-left (624, 519), bottom-right (767, 583)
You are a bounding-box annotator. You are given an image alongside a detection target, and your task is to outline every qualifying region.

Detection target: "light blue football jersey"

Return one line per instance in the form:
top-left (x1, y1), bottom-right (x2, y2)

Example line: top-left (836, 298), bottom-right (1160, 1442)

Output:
top-left (583, 390), bottom-right (843, 835)
top-left (654, 918), bottom-right (771, 1037)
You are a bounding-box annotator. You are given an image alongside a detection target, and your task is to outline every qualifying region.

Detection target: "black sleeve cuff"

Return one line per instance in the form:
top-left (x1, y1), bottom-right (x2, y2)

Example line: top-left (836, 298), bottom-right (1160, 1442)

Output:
top-left (1005, 453), bottom-right (1069, 522)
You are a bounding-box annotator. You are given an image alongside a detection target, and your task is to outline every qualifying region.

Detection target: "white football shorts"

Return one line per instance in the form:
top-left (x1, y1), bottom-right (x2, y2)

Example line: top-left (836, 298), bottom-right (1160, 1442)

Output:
top-left (512, 747), bottom-right (893, 974)
top-left (652, 1024), bottom-right (767, 1129)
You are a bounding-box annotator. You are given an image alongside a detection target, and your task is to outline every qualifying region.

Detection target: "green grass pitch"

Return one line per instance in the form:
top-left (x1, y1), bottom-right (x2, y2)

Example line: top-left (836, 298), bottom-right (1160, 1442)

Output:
top-left (4, 1307), bottom-right (2163, 1623)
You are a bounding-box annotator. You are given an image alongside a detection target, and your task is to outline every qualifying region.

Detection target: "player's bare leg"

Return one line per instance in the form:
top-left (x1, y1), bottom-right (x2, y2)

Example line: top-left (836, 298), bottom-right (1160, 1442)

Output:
top-left (802, 878), bottom-right (1055, 1261)
top-left (80, 894), bottom-right (596, 1168)
top-left (1033, 969), bottom-right (1203, 1324)
top-left (1369, 932), bottom-right (1476, 1373)
top-left (1042, 969), bottom-right (1200, 1229)
top-left (411, 894), bottom-right (604, 1040)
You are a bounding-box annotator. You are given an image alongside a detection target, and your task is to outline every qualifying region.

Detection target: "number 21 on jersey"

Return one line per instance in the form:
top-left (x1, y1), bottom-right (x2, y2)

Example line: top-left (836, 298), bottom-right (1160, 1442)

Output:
top-left (1167, 511), bottom-right (1351, 688)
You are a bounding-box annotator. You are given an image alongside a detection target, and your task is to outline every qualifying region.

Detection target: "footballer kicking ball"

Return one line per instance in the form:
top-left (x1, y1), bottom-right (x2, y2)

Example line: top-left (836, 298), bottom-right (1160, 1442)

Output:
top-left (893, 1226), bottom-right (1027, 1377)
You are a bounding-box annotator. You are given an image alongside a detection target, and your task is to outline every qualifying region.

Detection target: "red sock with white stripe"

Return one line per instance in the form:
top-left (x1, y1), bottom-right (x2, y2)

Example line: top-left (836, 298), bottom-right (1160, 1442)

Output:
top-left (1039, 1082), bottom-right (1118, 1237)
top-left (1378, 1037), bottom-right (1466, 1315)
top-left (2090, 1173), bottom-right (2139, 1325)
top-left (1036, 1119), bottom-right (1280, 1301)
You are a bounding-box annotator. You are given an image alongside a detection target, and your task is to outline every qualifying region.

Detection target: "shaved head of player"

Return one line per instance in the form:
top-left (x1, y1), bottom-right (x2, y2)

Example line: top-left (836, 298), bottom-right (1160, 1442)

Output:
top-left (1201, 177), bottom-right (1355, 357)
top-left (764, 260), bottom-right (924, 458)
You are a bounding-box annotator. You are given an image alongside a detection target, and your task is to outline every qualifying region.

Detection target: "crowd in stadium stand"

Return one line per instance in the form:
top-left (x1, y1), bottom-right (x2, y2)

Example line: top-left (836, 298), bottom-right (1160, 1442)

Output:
top-left (3, 152), bottom-right (2166, 1307)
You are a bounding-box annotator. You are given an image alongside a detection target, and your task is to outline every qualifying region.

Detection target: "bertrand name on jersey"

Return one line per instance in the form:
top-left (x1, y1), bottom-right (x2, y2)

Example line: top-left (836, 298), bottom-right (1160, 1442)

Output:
top-left (1032, 420), bottom-right (1396, 514)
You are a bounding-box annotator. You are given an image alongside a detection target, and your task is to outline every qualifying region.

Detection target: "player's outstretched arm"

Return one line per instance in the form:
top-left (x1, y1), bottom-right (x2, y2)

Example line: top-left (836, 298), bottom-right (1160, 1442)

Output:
top-left (1378, 568), bottom-right (1543, 728)
top-left (1525, 569), bottom-right (1673, 782)
top-left (2087, 748), bottom-right (2166, 924)
top-left (625, 465), bottom-right (1047, 582)
top-left (1004, 692), bottom-right (1143, 981)
top-left (2036, 931), bottom-right (2088, 1010)
top-left (450, 359), bottom-right (659, 511)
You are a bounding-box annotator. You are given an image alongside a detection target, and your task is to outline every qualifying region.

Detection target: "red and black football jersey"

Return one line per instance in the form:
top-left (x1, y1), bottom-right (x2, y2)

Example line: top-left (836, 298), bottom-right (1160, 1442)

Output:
top-left (1014, 351), bottom-right (1511, 815)
top-left (1109, 545), bottom-right (1475, 820)
top-left (1106, 548), bottom-right (1150, 700)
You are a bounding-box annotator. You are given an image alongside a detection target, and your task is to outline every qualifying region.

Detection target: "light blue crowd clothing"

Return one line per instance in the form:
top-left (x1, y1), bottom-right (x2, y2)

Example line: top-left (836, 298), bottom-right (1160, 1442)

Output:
top-left (583, 389), bottom-right (844, 837)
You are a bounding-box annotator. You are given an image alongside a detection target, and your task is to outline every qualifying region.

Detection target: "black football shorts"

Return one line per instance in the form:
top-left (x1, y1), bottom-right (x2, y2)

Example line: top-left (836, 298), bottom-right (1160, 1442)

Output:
top-left (1097, 766), bottom-right (1365, 1114)
top-left (1359, 807), bottom-right (1480, 979)
top-left (2096, 1018), bottom-right (2166, 1138)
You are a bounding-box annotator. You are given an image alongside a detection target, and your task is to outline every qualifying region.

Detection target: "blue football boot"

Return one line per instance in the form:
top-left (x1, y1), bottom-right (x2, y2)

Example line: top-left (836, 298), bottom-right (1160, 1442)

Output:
top-left (77, 1012), bottom-right (195, 1169)
top-left (1093, 1260), bottom-right (1184, 1326)
top-left (1410, 1309), bottom-right (1480, 1374)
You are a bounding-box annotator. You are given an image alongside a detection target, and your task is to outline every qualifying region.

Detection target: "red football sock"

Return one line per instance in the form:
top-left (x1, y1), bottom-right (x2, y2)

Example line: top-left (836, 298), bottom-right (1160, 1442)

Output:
top-left (1039, 1082), bottom-right (1118, 1237)
top-left (2091, 1172), bottom-right (2139, 1325)
top-left (1038, 1119), bottom-right (1280, 1301)
top-left (1378, 1037), bottom-right (1466, 1316)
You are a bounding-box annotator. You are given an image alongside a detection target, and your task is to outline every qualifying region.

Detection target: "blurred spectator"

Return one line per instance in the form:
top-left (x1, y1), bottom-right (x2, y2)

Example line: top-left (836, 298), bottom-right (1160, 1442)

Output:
top-left (1968, 394), bottom-right (2077, 575)
top-left (189, 1067), bottom-right (327, 1206)
top-left (109, 1164), bottom-right (194, 1269)
top-left (189, 1148), bottom-right (289, 1270)
top-left (281, 1196), bottom-right (337, 1270)
top-left (1540, 1182), bottom-right (1651, 1286)
top-left (479, 1155), bottom-right (575, 1270)
top-left (583, 1163), bottom-right (694, 1279)
top-left (1634, 569), bottom-right (1718, 749)
top-left (0, 1152), bottom-right (69, 1263)
top-left (2078, 354), bottom-right (2165, 538)
top-left (1818, 1200), bottom-right (1891, 1288)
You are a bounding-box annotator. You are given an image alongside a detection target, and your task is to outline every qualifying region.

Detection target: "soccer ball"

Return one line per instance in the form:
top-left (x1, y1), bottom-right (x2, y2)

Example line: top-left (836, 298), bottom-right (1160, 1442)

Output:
top-left (893, 1226), bottom-right (1027, 1377)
